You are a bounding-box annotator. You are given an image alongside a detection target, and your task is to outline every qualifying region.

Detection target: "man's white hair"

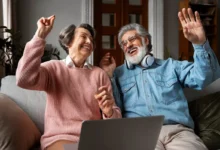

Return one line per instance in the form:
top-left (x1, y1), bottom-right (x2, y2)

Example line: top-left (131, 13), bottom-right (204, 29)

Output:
top-left (118, 23), bottom-right (152, 52)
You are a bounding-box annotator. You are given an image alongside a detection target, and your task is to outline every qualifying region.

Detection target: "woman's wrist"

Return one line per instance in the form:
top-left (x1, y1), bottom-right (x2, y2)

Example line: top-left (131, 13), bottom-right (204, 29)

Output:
top-left (35, 29), bottom-right (46, 39)
top-left (104, 109), bottom-right (113, 118)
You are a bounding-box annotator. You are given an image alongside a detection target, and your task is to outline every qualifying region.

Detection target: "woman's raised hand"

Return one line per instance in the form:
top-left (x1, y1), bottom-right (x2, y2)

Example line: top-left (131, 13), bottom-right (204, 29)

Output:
top-left (35, 15), bottom-right (55, 39)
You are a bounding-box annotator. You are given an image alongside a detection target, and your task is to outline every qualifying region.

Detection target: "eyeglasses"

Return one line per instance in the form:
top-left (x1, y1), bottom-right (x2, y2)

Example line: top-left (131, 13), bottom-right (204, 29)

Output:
top-left (120, 34), bottom-right (140, 48)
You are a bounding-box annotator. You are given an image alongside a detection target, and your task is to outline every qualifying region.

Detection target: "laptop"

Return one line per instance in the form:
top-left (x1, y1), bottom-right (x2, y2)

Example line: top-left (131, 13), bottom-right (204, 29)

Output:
top-left (64, 115), bottom-right (164, 150)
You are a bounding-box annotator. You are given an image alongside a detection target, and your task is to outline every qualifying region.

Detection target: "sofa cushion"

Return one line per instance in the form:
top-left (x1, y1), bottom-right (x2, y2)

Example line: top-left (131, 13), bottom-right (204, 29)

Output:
top-left (189, 91), bottom-right (220, 150)
top-left (0, 93), bottom-right (41, 150)
top-left (0, 75), bottom-right (46, 133)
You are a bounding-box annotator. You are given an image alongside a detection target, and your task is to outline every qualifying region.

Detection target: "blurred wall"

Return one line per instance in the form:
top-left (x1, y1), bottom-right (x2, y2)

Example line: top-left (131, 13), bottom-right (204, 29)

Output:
top-left (164, 0), bottom-right (180, 60)
top-left (17, 0), bottom-right (83, 59)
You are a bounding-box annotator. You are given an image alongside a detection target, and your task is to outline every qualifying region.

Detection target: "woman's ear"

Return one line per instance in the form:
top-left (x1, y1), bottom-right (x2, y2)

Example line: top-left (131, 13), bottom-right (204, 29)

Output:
top-left (66, 42), bottom-right (72, 48)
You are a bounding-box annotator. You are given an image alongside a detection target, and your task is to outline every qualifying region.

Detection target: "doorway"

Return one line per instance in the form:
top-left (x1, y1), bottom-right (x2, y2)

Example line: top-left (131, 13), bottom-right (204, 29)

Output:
top-left (93, 0), bottom-right (148, 66)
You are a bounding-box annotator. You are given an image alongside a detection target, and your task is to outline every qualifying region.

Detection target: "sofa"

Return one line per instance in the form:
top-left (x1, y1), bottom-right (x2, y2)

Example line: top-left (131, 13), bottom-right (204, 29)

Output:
top-left (0, 75), bottom-right (220, 150)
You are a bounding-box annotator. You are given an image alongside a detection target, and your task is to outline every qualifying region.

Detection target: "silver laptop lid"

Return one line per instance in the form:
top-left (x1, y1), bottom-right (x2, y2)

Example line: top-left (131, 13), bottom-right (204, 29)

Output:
top-left (78, 116), bottom-right (164, 150)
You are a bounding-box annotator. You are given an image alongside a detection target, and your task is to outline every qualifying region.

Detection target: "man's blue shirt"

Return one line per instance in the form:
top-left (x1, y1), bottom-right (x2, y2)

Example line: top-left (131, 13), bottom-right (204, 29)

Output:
top-left (112, 40), bottom-right (220, 129)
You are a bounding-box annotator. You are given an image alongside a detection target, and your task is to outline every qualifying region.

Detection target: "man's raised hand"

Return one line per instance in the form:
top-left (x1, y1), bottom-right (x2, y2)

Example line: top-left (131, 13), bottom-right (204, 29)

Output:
top-left (99, 53), bottom-right (116, 78)
top-left (178, 8), bottom-right (206, 45)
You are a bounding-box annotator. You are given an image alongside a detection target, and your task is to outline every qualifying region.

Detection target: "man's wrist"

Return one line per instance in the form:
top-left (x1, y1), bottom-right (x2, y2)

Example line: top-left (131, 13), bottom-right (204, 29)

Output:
top-left (192, 39), bottom-right (210, 50)
top-left (107, 72), bottom-right (113, 78)
top-left (192, 38), bottom-right (207, 46)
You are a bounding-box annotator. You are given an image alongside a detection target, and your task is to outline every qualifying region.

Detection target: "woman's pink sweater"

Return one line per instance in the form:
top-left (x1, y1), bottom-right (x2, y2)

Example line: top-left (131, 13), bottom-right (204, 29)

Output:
top-left (16, 36), bottom-right (121, 150)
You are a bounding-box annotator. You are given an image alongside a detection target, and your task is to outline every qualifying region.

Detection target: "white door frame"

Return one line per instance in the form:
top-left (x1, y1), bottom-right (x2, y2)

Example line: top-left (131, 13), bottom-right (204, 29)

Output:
top-left (81, 0), bottom-right (94, 64)
top-left (148, 0), bottom-right (164, 59)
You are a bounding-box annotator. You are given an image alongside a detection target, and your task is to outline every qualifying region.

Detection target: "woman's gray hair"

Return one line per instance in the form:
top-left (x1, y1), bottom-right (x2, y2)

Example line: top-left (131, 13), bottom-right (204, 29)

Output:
top-left (118, 23), bottom-right (152, 52)
top-left (59, 23), bottom-right (96, 54)
top-left (59, 24), bottom-right (76, 54)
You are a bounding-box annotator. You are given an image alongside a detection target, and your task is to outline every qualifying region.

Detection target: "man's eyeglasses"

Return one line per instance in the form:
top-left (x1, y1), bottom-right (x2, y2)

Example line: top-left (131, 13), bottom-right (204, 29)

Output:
top-left (120, 34), bottom-right (140, 48)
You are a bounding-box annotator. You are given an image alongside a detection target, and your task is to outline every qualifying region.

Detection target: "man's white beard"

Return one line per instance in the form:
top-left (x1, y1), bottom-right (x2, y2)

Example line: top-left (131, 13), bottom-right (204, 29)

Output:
top-left (125, 46), bottom-right (147, 65)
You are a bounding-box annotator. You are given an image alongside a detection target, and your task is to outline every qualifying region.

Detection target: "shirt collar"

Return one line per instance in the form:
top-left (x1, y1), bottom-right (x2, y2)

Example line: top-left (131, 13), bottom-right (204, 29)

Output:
top-left (63, 55), bottom-right (92, 69)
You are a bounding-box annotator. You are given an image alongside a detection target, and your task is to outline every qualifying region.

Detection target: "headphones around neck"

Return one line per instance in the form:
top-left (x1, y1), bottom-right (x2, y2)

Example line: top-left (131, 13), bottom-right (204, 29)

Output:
top-left (126, 54), bottom-right (155, 69)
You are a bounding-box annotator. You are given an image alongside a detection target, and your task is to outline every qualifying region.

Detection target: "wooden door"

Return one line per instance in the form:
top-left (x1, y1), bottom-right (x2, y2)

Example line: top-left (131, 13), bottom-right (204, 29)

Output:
top-left (94, 0), bottom-right (148, 66)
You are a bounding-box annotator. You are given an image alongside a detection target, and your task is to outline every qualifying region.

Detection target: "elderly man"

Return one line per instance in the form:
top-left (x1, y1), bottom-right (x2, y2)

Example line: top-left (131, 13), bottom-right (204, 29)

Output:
top-left (100, 8), bottom-right (220, 150)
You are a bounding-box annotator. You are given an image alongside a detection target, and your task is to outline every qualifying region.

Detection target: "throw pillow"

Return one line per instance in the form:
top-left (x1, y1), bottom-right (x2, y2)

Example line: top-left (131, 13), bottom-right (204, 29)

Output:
top-left (189, 91), bottom-right (220, 150)
top-left (0, 93), bottom-right (41, 150)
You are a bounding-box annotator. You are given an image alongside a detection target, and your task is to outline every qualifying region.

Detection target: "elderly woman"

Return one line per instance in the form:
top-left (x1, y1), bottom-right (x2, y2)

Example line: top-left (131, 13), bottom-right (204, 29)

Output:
top-left (16, 15), bottom-right (121, 150)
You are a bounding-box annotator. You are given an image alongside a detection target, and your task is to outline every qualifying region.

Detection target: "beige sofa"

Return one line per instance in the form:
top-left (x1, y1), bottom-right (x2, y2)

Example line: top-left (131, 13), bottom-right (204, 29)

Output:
top-left (0, 75), bottom-right (220, 150)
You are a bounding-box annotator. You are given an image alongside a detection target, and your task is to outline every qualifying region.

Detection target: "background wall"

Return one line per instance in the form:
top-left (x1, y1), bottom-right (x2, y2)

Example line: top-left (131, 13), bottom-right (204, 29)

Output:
top-left (0, 1), bottom-right (5, 79)
top-left (164, 0), bottom-right (180, 60)
top-left (218, 1), bottom-right (220, 54)
top-left (0, 1), bottom-right (3, 35)
top-left (17, 0), bottom-right (181, 60)
top-left (17, 0), bottom-right (83, 59)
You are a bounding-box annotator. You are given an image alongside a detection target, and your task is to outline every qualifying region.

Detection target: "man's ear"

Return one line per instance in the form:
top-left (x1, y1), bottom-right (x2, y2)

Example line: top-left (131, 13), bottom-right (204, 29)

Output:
top-left (145, 37), bottom-right (149, 45)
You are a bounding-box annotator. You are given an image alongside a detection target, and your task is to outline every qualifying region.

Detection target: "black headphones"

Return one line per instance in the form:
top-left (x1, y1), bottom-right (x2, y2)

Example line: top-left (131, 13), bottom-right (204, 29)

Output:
top-left (126, 54), bottom-right (155, 69)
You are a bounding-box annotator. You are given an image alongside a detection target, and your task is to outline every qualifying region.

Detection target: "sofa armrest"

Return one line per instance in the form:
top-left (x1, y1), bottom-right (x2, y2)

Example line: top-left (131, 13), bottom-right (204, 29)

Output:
top-left (189, 91), bottom-right (220, 150)
top-left (184, 78), bottom-right (220, 102)
top-left (0, 75), bottom-right (46, 133)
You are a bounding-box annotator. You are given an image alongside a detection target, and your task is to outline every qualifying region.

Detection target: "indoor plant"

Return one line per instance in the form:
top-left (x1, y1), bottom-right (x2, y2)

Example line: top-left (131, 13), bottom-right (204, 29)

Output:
top-left (0, 26), bottom-right (23, 75)
top-left (0, 26), bottom-right (60, 75)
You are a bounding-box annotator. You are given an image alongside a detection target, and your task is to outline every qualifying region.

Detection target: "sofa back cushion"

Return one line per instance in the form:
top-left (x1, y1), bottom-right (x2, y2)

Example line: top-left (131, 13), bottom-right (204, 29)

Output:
top-left (0, 75), bottom-right (46, 133)
top-left (0, 93), bottom-right (41, 150)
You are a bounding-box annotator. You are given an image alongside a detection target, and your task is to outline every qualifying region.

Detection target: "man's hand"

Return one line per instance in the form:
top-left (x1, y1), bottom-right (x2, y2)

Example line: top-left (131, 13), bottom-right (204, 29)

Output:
top-left (35, 15), bottom-right (55, 39)
top-left (99, 53), bottom-right (116, 78)
top-left (94, 86), bottom-right (114, 118)
top-left (178, 8), bottom-right (206, 45)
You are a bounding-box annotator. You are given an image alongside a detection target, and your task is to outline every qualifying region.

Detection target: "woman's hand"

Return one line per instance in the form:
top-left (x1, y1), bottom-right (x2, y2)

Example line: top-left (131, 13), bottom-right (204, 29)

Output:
top-left (94, 86), bottom-right (114, 118)
top-left (35, 15), bottom-right (55, 39)
top-left (178, 8), bottom-right (206, 45)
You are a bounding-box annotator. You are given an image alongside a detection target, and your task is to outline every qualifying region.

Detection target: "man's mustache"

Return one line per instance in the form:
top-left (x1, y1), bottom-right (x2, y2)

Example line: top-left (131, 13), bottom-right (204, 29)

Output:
top-left (127, 46), bottom-right (138, 53)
